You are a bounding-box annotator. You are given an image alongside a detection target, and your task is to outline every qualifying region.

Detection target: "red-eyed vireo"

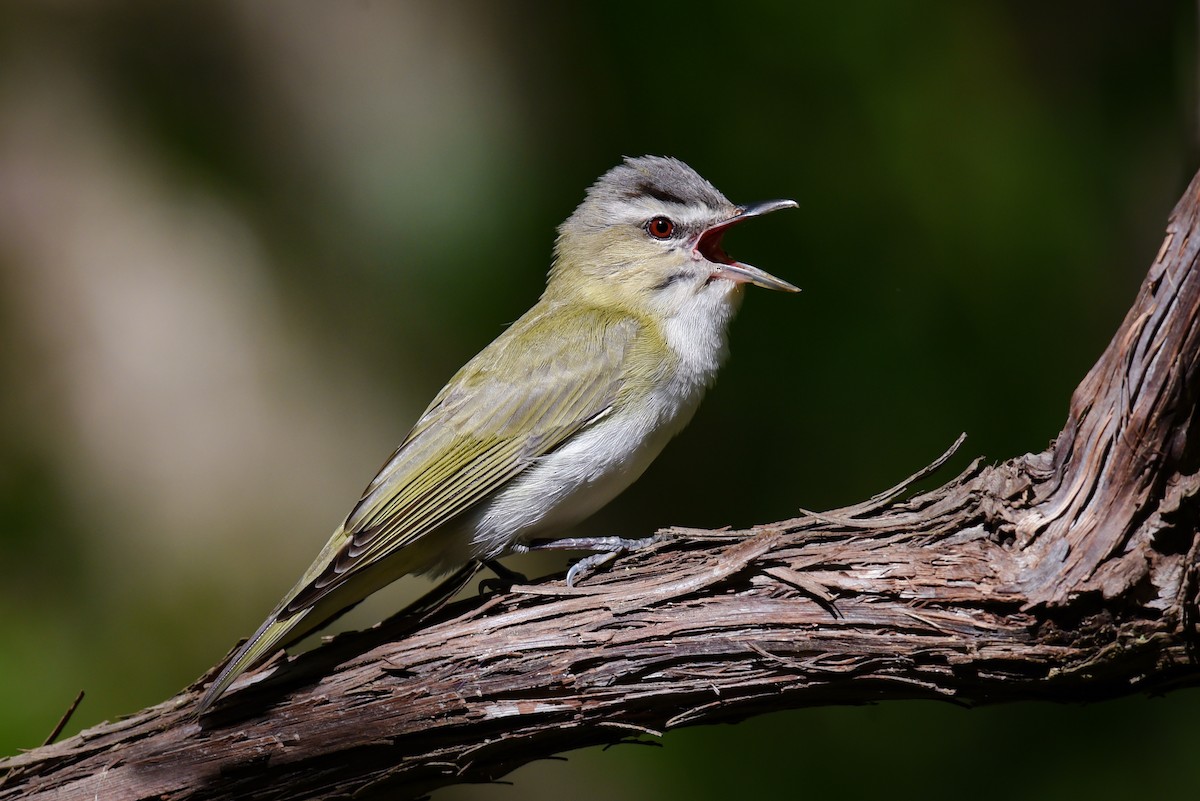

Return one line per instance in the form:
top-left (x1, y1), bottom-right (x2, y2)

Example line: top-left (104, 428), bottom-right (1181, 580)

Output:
top-left (197, 155), bottom-right (798, 714)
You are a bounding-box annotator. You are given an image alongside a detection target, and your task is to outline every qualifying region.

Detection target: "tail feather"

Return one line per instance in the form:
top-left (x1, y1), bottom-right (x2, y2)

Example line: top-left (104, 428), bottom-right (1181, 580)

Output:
top-left (195, 524), bottom-right (457, 716)
top-left (195, 608), bottom-right (313, 716)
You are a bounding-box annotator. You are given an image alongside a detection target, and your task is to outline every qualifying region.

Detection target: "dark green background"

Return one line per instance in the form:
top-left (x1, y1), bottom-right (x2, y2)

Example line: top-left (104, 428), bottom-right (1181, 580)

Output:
top-left (0, 2), bottom-right (1195, 799)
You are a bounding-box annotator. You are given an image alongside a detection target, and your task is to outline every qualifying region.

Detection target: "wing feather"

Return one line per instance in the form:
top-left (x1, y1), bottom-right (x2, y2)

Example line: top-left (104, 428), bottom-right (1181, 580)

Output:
top-left (283, 305), bottom-right (642, 613)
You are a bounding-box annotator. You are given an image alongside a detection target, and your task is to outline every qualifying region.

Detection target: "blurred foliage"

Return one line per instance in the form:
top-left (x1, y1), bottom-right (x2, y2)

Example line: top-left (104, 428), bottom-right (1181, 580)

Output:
top-left (0, 1), bottom-right (1196, 799)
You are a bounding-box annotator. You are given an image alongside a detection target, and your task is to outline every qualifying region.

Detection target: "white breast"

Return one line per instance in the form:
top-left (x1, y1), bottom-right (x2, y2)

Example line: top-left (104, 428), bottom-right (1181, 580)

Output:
top-left (466, 282), bottom-right (742, 560)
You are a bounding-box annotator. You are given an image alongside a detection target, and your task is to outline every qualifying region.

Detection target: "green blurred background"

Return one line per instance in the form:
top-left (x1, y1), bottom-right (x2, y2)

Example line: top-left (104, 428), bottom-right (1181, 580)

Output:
top-left (0, 1), bottom-right (1196, 798)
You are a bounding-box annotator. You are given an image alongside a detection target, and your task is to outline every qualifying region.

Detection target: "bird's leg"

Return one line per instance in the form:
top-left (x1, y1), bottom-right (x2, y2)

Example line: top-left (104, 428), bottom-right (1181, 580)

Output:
top-left (526, 533), bottom-right (671, 586)
top-left (477, 558), bottom-right (529, 593)
top-left (403, 561), bottom-right (482, 623)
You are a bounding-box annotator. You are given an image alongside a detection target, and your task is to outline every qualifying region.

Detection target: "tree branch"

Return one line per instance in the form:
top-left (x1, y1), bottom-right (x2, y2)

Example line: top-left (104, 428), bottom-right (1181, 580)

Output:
top-left (5, 170), bottom-right (1200, 801)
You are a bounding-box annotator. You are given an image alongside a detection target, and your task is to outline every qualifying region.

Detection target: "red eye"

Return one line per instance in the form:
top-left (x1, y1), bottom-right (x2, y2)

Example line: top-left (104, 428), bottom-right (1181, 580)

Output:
top-left (646, 216), bottom-right (675, 239)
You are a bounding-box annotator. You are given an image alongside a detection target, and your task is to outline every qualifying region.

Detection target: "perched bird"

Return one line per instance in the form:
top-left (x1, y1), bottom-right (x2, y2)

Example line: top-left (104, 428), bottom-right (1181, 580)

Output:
top-left (197, 155), bottom-right (798, 714)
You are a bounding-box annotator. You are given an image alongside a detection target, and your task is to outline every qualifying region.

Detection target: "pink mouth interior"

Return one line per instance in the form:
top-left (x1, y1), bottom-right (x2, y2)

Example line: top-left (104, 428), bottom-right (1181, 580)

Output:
top-left (697, 225), bottom-right (736, 265)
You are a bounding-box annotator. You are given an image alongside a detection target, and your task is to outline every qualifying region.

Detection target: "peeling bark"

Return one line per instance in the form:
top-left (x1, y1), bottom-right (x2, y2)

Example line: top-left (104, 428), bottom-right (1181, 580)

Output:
top-left (4, 170), bottom-right (1200, 800)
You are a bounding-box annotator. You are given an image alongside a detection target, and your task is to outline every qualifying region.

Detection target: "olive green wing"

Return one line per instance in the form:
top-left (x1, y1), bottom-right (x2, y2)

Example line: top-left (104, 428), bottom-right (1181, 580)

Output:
top-left (197, 308), bottom-right (646, 714)
top-left (283, 307), bottom-right (642, 613)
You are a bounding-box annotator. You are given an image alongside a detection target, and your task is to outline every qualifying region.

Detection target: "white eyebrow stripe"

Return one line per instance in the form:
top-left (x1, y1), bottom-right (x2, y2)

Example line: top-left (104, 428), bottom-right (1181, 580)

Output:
top-left (621, 200), bottom-right (716, 227)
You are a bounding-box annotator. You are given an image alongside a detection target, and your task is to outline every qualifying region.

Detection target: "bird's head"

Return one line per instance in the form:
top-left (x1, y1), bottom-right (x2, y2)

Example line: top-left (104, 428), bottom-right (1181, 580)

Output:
top-left (547, 156), bottom-right (798, 319)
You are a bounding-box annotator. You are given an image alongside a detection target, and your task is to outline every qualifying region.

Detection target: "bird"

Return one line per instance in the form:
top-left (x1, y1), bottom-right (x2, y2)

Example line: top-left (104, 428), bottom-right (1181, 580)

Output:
top-left (196, 155), bottom-right (798, 714)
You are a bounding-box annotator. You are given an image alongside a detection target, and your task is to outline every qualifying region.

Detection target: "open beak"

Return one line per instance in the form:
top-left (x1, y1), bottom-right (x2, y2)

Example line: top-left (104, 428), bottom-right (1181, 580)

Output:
top-left (696, 199), bottom-right (800, 292)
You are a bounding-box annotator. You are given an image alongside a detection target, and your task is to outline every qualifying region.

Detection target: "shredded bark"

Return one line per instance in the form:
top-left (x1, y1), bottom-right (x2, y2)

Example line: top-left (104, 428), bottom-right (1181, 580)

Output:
top-left (4, 171), bottom-right (1200, 800)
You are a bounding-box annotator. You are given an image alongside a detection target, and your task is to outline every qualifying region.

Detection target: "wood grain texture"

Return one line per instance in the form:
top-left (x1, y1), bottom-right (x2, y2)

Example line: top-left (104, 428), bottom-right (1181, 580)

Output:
top-left (4, 171), bottom-right (1200, 800)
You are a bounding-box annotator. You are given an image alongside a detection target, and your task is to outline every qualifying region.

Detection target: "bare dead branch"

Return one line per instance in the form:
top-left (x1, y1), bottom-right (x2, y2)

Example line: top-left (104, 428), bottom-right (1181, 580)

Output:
top-left (4, 172), bottom-right (1200, 801)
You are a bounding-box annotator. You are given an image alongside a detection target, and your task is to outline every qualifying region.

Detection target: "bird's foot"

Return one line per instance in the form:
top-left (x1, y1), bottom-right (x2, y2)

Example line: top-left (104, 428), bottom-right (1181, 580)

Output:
top-left (527, 534), bottom-right (671, 586)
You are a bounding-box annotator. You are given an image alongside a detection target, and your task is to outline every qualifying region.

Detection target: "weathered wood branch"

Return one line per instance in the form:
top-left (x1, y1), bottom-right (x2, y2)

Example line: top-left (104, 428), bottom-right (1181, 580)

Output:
top-left (5, 170), bottom-right (1200, 801)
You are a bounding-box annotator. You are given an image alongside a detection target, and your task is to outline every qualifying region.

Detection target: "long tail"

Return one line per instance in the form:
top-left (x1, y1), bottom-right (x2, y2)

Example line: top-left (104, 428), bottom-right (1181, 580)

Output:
top-left (194, 528), bottom-right (425, 716)
top-left (193, 560), bottom-right (384, 716)
top-left (194, 514), bottom-right (476, 716)
top-left (194, 605), bottom-right (315, 716)
top-left (195, 521), bottom-right (367, 716)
